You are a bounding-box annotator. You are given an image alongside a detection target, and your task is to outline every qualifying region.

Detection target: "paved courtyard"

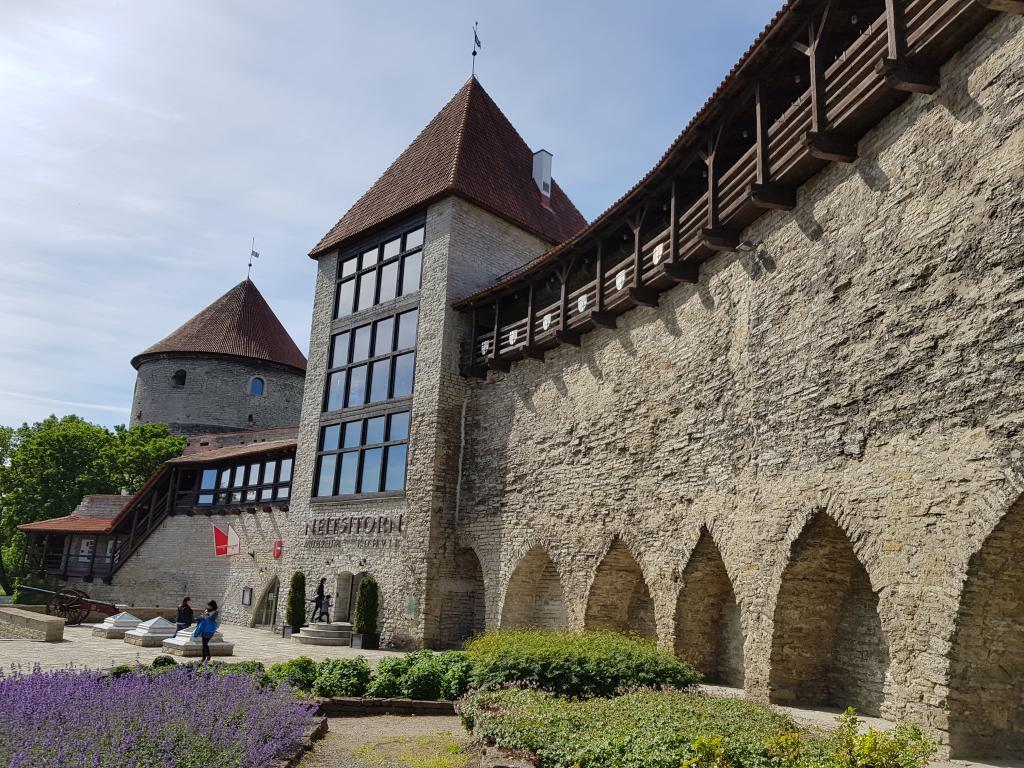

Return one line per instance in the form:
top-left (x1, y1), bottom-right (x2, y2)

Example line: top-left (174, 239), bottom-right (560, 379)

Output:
top-left (0, 622), bottom-right (403, 671)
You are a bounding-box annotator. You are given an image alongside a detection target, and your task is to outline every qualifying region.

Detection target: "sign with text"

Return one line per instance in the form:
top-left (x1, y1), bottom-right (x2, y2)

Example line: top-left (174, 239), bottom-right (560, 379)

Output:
top-left (303, 514), bottom-right (405, 551)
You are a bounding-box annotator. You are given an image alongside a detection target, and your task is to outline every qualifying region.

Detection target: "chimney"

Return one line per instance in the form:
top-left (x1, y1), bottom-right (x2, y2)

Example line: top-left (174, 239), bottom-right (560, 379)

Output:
top-left (532, 149), bottom-right (552, 199)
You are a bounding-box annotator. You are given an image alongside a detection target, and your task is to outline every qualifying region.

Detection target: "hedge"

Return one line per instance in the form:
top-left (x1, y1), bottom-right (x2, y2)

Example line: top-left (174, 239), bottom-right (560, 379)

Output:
top-left (465, 629), bottom-right (701, 698)
top-left (459, 689), bottom-right (937, 768)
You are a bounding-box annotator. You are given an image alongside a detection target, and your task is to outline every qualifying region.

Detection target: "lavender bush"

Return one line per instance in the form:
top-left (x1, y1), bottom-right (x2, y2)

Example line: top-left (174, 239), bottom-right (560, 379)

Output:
top-left (0, 665), bottom-right (318, 768)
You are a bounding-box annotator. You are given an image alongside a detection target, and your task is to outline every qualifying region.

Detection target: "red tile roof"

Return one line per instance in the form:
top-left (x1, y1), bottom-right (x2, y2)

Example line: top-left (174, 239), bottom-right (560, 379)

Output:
top-left (18, 494), bottom-right (129, 534)
top-left (310, 76), bottom-right (586, 257)
top-left (167, 438), bottom-right (297, 465)
top-left (131, 279), bottom-right (307, 371)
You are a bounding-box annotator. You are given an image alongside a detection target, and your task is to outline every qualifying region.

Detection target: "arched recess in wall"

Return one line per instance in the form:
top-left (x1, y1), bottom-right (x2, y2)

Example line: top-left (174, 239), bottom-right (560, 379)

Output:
top-left (768, 513), bottom-right (890, 716)
top-left (500, 546), bottom-right (568, 629)
top-left (438, 547), bottom-right (486, 648)
top-left (674, 530), bottom-right (744, 687)
top-left (253, 576), bottom-right (280, 628)
top-left (584, 538), bottom-right (656, 640)
top-left (948, 494), bottom-right (1024, 759)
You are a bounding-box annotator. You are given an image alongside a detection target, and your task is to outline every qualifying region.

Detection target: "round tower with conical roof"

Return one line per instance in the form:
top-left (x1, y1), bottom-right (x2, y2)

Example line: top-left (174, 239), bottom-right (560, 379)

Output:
top-left (130, 279), bottom-right (307, 435)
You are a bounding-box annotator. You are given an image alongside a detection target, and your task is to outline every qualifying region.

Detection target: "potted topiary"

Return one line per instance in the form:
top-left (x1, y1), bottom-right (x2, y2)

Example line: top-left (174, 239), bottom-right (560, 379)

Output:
top-left (351, 576), bottom-right (380, 650)
top-left (286, 571), bottom-right (306, 635)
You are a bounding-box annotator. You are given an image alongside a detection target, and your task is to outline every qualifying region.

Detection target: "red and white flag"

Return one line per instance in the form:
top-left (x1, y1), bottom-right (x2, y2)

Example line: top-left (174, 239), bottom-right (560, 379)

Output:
top-left (213, 524), bottom-right (240, 556)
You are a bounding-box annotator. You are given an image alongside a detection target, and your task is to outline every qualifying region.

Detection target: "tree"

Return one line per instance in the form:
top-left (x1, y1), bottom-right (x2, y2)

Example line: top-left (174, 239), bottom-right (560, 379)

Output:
top-left (0, 416), bottom-right (184, 593)
top-left (287, 571), bottom-right (306, 632)
top-left (353, 576), bottom-right (379, 635)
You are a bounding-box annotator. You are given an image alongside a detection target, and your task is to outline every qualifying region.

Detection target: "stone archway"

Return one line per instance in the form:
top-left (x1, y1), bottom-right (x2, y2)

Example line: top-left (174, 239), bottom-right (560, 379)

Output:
top-left (674, 531), bottom-right (744, 686)
top-left (584, 538), bottom-right (656, 639)
top-left (254, 576), bottom-right (280, 628)
top-left (948, 496), bottom-right (1024, 759)
top-left (500, 546), bottom-right (568, 629)
top-left (438, 547), bottom-right (486, 647)
top-left (769, 513), bottom-right (890, 716)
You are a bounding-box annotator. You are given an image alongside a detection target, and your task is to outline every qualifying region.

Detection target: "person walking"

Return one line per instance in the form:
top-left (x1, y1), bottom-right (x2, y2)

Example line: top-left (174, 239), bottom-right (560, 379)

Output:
top-left (192, 600), bottom-right (219, 663)
top-left (175, 596), bottom-right (194, 632)
top-left (314, 577), bottom-right (327, 623)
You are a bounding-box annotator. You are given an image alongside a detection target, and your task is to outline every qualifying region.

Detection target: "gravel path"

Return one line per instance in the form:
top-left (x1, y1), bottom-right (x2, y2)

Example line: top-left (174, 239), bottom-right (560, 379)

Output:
top-left (300, 715), bottom-right (472, 768)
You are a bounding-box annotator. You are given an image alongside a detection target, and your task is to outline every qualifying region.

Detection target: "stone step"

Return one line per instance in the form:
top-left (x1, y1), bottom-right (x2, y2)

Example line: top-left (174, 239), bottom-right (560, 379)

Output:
top-left (293, 622), bottom-right (353, 645)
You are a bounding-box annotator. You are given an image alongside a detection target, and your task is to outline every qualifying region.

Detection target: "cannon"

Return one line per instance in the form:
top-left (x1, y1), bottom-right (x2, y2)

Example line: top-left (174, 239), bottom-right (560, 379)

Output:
top-left (17, 585), bottom-right (121, 626)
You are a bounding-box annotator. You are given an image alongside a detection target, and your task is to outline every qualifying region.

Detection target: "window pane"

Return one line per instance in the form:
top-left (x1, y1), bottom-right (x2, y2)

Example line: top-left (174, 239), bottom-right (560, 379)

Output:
top-left (218, 469), bottom-right (231, 489)
top-left (336, 279), bottom-right (355, 318)
top-left (330, 332), bottom-right (350, 368)
top-left (365, 416), bottom-right (386, 444)
top-left (397, 309), bottom-right (418, 349)
top-left (382, 237), bottom-right (401, 260)
top-left (393, 352), bottom-right (415, 397)
top-left (248, 463), bottom-right (261, 484)
top-left (357, 271), bottom-right (377, 311)
top-left (198, 493), bottom-right (214, 505)
top-left (347, 364), bottom-right (367, 407)
top-left (279, 458), bottom-right (293, 483)
top-left (384, 445), bottom-right (408, 491)
top-left (352, 324), bottom-right (372, 362)
top-left (360, 447), bottom-right (383, 493)
top-left (405, 227), bottom-right (424, 251)
top-left (325, 371), bottom-right (346, 411)
top-left (343, 420), bottom-right (362, 449)
top-left (388, 411), bottom-right (410, 441)
top-left (401, 251), bottom-right (422, 294)
top-left (264, 460), bottom-right (277, 482)
top-left (369, 359), bottom-right (390, 403)
top-left (233, 465), bottom-right (246, 487)
top-left (373, 317), bottom-right (394, 356)
top-left (378, 261), bottom-right (399, 303)
top-left (249, 377), bottom-right (264, 396)
top-left (361, 247), bottom-right (379, 269)
top-left (245, 489), bottom-right (257, 502)
top-left (321, 424), bottom-right (341, 451)
top-left (338, 451), bottom-right (360, 494)
top-left (316, 455), bottom-right (337, 497)
top-left (341, 256), bottom-right (358, 278)
top-left (260, 487), bottom-right (273, 501)
top-left (200, 469), bottom-right (218, 490)
top-left (276, 486), bottom-right (290, 499)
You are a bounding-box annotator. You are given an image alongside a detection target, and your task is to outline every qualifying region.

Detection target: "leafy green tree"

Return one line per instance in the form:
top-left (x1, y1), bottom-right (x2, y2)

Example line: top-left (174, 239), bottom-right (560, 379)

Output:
top-left (287, 571), bottom-right (306, 631)
top-left (0, 416), bottom-right (184, 593)
top-left (354, 576), bottom-right (379, 635)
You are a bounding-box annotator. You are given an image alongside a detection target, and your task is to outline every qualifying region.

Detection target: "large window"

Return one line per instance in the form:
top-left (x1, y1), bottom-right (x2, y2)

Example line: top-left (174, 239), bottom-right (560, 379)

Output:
top-left (324, 308), bottom-right (417, 412)
top-left (335, 225), bottom-right (424, 319)
top-left (197, 456), bottom-right (293, 506)
top-left (315, 411), bottom-right (410, 497)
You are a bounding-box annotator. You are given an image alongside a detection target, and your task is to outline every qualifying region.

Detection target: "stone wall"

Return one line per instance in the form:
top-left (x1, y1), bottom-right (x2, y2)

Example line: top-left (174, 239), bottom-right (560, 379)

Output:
top-left (131, 354), bottom-right (304, 435)
top-left (456, 14), bottom-right (1024, 752)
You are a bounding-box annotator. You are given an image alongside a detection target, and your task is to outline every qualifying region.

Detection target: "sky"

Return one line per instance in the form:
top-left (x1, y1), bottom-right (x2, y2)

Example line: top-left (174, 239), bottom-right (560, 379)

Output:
top-left (0, 0), bottom-right (781, 429)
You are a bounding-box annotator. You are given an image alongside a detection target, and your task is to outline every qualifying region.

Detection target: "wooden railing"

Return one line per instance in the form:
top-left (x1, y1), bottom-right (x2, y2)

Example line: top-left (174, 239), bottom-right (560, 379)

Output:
top-left (462, 0), bottom-right (1001, 375)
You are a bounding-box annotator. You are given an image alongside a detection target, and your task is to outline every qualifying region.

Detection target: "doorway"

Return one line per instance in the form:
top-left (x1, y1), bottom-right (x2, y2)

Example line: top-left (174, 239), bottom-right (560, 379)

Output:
top-left (254, 577), bottom-right (280, 628)
top-left (334, 571), bottom-right (369, 624)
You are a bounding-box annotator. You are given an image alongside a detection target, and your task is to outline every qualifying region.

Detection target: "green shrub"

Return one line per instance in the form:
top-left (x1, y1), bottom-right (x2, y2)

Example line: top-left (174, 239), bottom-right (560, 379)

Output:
top-left (151, 655), bottom-right (176, 669)
top-left (107, 664), bottom-right (137, 679)
top-left (438, 651), bottom-right (473, 700)
top-left (10, 575), bottom-right (61, 605)
top-left (312, 657), bottom-right (371, 698)
top-left (268, 656), bottom-right (318, 692)
top-left (465, 630), bottom-right (700, 698)
top-left (286, 571), bottom-right (306, 631)
top-left (353, 576), bottom-right (379, 634)
top-left (459, 690), bottom-right (936, 768)
top-left (364, 654), bottom-right (416, 698)
top-left (401, 654), bottom-right (444, 700)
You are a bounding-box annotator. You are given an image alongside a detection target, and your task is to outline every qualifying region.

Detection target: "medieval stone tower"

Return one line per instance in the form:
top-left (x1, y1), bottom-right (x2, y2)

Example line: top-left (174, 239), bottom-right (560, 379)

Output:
top-left (130, 278), bottom-right (307, 435)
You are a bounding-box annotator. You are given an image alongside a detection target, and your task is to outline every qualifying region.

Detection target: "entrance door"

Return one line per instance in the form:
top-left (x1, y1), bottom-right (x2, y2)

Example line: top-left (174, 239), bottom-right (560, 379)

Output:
top-left (255, 577), bottom-right (280, 628)
top-left (334, 571), bottom-right (370, 624)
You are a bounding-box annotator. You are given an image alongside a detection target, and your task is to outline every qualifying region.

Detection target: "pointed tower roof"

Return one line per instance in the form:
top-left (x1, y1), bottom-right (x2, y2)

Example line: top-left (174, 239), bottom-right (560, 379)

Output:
top-left (310, 77), bottom-right (586, 258)
top-left (131, 280), bottom-right (307, 372)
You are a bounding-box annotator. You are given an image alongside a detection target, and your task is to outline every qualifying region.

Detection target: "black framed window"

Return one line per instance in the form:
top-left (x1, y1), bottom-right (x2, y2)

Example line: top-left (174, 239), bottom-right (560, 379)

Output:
top-left (324, 309), bottom-right (418, 412)
top-left (197, 456), bottom-right (293, 506)
top-left (314, 411), bottom-right (410, 497)
top-left (334, 225), bottom-right (424, 319)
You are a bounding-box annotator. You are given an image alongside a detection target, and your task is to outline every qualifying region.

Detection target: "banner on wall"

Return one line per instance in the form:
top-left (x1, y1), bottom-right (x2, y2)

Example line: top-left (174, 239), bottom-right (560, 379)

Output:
top-left (213, 524), bottom-right (240, 556)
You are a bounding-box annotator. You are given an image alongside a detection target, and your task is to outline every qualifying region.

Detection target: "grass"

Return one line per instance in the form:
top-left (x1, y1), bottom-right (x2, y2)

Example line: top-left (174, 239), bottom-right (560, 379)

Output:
top-left (352, 732), bottom-right (472, 768)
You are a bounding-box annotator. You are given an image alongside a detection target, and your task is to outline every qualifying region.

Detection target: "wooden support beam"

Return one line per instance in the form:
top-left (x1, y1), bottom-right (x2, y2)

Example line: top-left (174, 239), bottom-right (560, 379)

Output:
top-left (803, 131), bottom-right (858, 162)
top-left (702, 228), bottom-right (743, 252)
top-left (976, 0), bottom-right (1024, 11)
top-left (627, 287), bottom-right (659, 307)
top-left (629, 203), bottom-right (649, 291)
top-left (754, 82), bottom-right (771, 186)
top-left (668, 179), bottom-right (679, 265)
top-left (553, 329), bottom-right (581, 346)
top-left (522, 345), bottom-right (545, 361)
top-left (749, 182), bottom-right (797, 210)
top-left (594, 241), bottom-right (606, 313)
top-left (525, 281), bottom-right (536, 350)
top-left (664, 261), bottom-right (699, 283)
top-left (555, 258), bottom-right (577, 348)
top-left (489, 298), bottom-right (502, 368)
top-left (875, 58), bottom-right (940, 94)
top-left (588, 311), bottom-right (617, 329)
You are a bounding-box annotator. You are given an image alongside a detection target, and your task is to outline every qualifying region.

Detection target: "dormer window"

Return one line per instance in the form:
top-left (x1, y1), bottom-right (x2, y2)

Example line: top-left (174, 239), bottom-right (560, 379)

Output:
top-left (249, 377), bottom-right (265, 396)
top-left (172, 369), bottom-right (187, 387)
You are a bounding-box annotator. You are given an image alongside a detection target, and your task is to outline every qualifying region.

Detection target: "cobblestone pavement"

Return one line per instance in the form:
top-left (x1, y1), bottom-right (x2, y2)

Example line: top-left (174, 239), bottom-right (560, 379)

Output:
top-left (300, 715), bottom-right (471, 768)
top-left (0, 623), bottom-right (403, 671)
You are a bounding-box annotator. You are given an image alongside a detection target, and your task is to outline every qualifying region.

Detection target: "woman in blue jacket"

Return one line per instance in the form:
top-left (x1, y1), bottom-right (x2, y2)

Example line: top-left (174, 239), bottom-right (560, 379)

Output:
top-left (193, 600), bottom-right (219, 662)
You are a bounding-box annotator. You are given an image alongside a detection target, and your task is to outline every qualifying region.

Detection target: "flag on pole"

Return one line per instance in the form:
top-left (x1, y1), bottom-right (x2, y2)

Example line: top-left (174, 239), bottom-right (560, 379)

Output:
top-left (250, 250), bottom-right (260, 259)
top-left (473, 23), bottom-right (482, 51)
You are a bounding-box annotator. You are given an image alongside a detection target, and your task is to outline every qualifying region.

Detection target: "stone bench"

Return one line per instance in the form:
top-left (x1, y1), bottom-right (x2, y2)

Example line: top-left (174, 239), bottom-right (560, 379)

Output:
top-left (0, 606), bottom-right (64, 641)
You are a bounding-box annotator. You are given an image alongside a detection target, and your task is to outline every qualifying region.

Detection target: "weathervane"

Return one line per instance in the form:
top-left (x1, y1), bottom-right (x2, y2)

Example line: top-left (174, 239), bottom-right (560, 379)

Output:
top-left (247, 236), bottom-right (260, 279)
top-left (471, 21), bottom-right (481, 76)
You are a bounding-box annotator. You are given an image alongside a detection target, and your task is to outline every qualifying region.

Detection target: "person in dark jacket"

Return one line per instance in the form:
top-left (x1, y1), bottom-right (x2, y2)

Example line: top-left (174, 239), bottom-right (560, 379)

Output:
top-left (193, 600), bottom-right (219, 663)
top-left (314, 577), bottom-right (327, 623)
top-left (175, 596), bottom-right (194, 632)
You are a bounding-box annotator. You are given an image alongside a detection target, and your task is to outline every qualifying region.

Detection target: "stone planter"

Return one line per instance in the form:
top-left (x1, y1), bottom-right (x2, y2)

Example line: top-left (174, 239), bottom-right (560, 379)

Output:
top-left (350, 632), bottom-right (379, 650)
